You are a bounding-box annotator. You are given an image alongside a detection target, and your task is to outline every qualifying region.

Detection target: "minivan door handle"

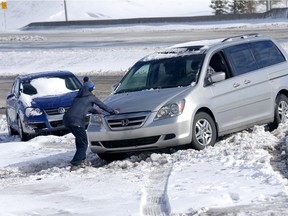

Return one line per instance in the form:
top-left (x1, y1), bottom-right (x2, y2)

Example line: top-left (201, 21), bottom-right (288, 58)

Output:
top-left (233, 83), bottom-right (240, 88)
top-left (244, 79), bottom-right (251, 84)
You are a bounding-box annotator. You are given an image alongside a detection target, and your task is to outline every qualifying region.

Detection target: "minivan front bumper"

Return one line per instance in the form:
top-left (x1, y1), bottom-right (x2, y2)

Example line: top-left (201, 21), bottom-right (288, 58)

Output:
top-left (87, 112), bottom-right (192, 154)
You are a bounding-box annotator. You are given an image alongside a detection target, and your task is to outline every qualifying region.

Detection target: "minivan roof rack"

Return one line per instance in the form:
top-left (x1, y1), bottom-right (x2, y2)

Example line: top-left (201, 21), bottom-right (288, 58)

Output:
top-left (222, 33), bottom-right (260, 42)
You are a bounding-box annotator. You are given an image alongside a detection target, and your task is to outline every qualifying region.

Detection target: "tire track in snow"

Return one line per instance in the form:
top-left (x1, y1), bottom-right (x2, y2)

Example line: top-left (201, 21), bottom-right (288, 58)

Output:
top-left (140, 164), bottom-right (173, 216)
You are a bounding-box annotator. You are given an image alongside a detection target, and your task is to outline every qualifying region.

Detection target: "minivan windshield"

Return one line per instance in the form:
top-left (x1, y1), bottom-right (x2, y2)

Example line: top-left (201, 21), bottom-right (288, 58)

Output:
top-left (115, 55), bottom-right (204, 94)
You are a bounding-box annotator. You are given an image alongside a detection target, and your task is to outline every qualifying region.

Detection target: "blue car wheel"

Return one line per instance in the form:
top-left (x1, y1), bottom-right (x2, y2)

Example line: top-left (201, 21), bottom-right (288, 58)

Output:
top-left (17, 117), bottom-right (29, 141)
top-left (6, 113), bottom-right (17, 136)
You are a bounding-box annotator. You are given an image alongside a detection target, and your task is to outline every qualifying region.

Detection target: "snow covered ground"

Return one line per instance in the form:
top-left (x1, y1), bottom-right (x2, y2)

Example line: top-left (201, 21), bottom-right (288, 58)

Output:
top-left (1, 1), bottom-right (288, 215)
top-left (0, 0), bottom-right (213, 31)
top-left (1, 117), bottom-right (288, 215)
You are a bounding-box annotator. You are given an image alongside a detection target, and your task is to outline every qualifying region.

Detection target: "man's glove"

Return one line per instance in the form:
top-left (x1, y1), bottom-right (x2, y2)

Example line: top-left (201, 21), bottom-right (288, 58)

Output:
top-left (112, 109), bottom-right (120, 114)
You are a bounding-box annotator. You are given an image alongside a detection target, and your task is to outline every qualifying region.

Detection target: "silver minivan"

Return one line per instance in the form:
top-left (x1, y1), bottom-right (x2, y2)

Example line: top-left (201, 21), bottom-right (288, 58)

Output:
top-left (87, 33), bottom-right (288, 160)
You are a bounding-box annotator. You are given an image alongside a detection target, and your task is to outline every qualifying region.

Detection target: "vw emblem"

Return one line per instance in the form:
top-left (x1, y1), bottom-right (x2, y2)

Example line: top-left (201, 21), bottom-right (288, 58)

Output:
top-left (58, 107), bottom-right (66, 114)
top-left (121, 119), bottom-right (129, 127)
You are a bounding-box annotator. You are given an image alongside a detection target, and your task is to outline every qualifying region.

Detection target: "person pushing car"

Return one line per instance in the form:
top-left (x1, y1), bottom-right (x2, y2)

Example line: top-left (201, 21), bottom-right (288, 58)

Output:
top-left (63, 78), bottom-right (117, 171)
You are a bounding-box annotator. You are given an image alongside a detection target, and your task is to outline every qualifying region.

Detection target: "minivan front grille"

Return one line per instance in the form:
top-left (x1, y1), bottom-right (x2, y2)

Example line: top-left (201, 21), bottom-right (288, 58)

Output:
top-left (105, 112), bottom-right (150, 130)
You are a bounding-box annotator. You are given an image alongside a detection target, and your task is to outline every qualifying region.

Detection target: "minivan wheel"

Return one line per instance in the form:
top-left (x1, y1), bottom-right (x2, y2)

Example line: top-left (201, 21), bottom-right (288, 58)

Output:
top-left (268, 94), bottom-right (288, 131)
top-left (17, 117), bottom-right (29, 141)
top-left (191, 112), bottom-right (217, 150)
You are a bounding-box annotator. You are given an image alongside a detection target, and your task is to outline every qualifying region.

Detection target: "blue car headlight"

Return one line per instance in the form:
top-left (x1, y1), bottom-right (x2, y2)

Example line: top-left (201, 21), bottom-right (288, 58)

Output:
top-left (25, 107), bottom-right (43, 117)
top-left (154, 99), bottom-right (185, 120)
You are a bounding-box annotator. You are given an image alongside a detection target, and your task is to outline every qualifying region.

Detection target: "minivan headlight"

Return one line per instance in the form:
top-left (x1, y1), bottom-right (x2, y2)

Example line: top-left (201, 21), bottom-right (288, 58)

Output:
top-left (155, 99), bottom-right (185, 120)
top-left (25, 107), bottom-right (42, 117)
top-left (90, 114), bottom-right (103, 124)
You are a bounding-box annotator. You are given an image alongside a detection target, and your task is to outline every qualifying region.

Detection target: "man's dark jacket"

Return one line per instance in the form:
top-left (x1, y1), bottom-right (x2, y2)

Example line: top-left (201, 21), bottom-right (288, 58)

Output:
top-left (63, 86), bottom-right (115, 128)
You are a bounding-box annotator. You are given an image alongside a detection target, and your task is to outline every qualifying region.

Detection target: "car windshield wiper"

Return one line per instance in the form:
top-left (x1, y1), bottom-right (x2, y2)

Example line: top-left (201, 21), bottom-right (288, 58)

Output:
top-left (116, 87), bottom-right (147, 94)
top-left (161, 85), bottom-right (181, 89)
top-left (116, 84), bottom-right (191, 93)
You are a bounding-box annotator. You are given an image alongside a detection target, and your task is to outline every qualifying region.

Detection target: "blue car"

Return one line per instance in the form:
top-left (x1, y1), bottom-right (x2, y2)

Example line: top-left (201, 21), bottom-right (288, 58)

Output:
top-left (6, 71), bottom-right (82, 141)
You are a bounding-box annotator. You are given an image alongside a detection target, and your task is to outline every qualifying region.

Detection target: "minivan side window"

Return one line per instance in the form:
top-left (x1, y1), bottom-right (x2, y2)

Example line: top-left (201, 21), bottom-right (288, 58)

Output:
top-left (250, 40), bottom-right (286, 68)
top-left (208, 51), bottom-right (231, 78)
top-left (225, 43), bottom-right (258, 76)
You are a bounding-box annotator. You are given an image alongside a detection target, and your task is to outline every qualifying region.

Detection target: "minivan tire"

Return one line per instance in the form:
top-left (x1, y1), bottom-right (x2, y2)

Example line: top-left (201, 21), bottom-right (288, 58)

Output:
top-left (191, 112), bottom-right (217, 150)
top-left (268, 94), bottom-right (288, 131)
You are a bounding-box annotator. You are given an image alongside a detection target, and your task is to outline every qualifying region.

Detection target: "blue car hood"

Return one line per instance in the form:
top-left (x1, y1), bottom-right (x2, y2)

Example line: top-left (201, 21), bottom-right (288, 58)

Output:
top-left (31, 91), bottom-right (78, 109)
top-left (104, 87), bottom-right (192, 113)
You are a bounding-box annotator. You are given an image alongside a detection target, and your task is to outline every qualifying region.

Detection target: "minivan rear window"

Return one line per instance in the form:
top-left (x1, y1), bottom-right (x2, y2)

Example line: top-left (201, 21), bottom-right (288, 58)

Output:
top-left (225, 40), bottom-right (286, 76)
top-left (225, 43), bottom-right (258, 76)
top-left (250, 40), bottom-right (286, 68)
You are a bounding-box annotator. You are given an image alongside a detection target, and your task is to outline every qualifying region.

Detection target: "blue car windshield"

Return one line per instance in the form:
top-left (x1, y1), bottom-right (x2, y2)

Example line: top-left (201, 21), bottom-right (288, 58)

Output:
top-left (115, 54), bottom-right (204, 94)
top-left (22, 76), bottom-right (81, 96)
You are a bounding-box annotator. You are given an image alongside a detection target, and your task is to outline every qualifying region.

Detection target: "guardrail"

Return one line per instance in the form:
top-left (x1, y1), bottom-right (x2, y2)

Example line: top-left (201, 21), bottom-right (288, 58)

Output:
top-left (22, 8), bottom-right (288, 30)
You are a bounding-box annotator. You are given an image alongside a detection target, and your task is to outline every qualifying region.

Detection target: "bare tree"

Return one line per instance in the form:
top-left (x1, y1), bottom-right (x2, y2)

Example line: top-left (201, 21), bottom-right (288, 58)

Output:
top-left (228, 0), bottom-right (257, 14)
top-left (246, 0), bottom-right (258, 13)
top-left (210, 0), bottom-right (229, 15)
top-left (211, 0), bottom-right (286, 14)
top-left (258, 0), bottom-right (287, 11)
top-left (229, 0), bottom-right (245, 14)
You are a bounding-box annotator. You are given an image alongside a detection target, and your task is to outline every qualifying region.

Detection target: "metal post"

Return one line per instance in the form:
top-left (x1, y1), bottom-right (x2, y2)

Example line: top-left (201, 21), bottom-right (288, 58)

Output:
top-left (1, 1), bottom-right (7, 30)
top-left (3, 9), bottom-right (6, 30)
top-left (64, 0), bottom-right (68, 21)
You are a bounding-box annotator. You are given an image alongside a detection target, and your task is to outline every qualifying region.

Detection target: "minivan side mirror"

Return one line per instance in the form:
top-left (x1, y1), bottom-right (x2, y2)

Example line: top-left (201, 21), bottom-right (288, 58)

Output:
top-left (206, 72), bottom-right (226, 86)
top-left (112, 83), bottom-right (119, 91)
top-left (6, 93), bottom-right (15, 100)
top-left (211, 72), bottom-right (226, 83)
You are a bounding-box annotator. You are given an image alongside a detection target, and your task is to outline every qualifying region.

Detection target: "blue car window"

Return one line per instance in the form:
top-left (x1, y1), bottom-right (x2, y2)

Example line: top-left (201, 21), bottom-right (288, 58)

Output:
top-left (22, 83), bottom-right (37, 95)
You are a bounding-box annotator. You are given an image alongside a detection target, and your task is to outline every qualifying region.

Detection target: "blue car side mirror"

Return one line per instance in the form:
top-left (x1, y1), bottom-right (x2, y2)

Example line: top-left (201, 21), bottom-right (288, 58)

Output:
top-left (6, 93), bottom-right (15, 100)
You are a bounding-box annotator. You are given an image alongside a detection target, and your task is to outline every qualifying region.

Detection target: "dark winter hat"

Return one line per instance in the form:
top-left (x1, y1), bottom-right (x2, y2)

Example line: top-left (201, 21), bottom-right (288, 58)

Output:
top-left (85, 80), bottom-right (95, 91)
top-left (83, 76), bottom-right (89, 83)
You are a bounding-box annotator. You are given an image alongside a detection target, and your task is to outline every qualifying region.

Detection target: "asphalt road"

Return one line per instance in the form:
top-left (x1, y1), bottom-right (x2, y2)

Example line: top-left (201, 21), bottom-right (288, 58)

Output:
top-left (1, 26), bottom-right (288, 51)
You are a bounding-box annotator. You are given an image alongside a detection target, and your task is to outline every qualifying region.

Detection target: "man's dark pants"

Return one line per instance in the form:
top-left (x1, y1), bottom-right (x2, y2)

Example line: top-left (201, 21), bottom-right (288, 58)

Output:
top-left (66, 125), bottom-right (88, 166)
